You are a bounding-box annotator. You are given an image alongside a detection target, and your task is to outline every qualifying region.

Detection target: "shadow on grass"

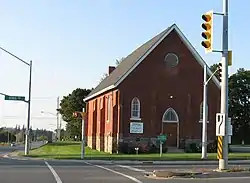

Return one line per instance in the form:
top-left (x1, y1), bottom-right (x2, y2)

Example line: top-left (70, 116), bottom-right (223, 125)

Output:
top-left (30, 143), bottom-right (47, 151)
top-left (27, 154), bottom-right (81, 159)
top-left (47, 142), bottom-right (80, 146)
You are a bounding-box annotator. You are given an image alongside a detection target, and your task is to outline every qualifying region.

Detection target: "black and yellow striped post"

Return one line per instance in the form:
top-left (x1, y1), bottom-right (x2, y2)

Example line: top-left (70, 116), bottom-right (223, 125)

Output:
top-left (217, 136), bottom-right (223, 159)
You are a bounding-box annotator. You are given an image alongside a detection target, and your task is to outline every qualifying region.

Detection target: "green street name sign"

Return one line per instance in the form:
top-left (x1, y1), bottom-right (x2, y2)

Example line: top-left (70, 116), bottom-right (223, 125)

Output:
top-left (157, 134), bottom-right (167, 142)
top-left (4, 95), bottom-right (25, 101)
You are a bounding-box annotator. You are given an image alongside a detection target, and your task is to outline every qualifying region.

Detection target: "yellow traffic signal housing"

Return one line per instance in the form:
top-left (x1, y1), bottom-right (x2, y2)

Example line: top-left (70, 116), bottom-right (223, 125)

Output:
top-left (201, 10), bottom-right (213, 53)
top-left (228, 50), bottom-right (232, 66)
top-left (72, 111), bottom-right (86, 119)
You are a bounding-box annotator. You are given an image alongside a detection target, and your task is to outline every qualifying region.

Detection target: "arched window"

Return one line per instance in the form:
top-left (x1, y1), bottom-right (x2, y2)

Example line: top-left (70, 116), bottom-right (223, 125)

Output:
top-left (162, 108), bottom-right (179, 123)
top-left (199, 102), bottom-right (208, 122)
top-left (131, 97), bottom-right (140, 119)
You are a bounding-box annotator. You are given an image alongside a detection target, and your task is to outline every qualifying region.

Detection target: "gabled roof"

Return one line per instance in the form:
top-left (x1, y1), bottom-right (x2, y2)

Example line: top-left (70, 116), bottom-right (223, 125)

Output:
top-left (84, 24), bottom-right (220, 102)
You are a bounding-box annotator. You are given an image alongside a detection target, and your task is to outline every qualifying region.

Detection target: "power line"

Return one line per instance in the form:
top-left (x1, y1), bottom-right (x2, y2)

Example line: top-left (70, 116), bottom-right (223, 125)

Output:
top-left (32, 97), bottom-right (59, 100)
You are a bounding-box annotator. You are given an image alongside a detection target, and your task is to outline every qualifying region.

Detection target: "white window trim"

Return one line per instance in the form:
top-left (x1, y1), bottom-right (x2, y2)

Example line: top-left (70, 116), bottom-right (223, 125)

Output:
top-left (162, 108), bottom-right (179, 123)
top-left (130, 117), bottom-right (142, 121)
top-left (131, 97), bottom-right (141, 119)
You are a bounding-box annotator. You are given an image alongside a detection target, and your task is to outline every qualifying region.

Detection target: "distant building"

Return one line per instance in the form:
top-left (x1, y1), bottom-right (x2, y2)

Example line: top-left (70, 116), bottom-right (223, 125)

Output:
top-left (84, 24), bottom-right (220, 154)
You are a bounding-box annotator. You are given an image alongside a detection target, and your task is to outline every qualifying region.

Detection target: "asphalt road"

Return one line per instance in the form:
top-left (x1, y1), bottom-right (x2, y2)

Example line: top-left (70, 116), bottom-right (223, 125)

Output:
top-left (0, 141), bottom-right (44, 156)
top-left (1, 157), bottom-right (250, 183)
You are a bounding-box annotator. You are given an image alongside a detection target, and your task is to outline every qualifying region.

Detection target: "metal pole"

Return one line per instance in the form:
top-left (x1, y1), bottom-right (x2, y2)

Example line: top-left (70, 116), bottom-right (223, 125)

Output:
top-left (7, 130), bottom-right (9, 144)
top-left (159, 122), bottom-right (163, 157)
top-left (57, 96), bottom-right (60, 141)
top-left (219, 0), bottom-right (229, 170)
top-left (81, 108), bottom-right (85, 159)
top-left (202, 65), bottom-right (208, 159)
top-left (25, 60), bottom-right (32, 155)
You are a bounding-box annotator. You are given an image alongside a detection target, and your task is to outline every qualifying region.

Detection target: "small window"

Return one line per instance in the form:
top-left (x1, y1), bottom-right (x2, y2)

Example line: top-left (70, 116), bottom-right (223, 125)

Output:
top-left (131, 97), bottom-right (140, 119)
top-left (164, 53), bottom-right (179, 68)
top-left (100, 97), bottom-right (103, 109)
top-left (162, 108), bottom-right (179, 123)
top-left (107, 96), bottom-right (111, 121)
top-left (93, 100), bottom-right (96, 111)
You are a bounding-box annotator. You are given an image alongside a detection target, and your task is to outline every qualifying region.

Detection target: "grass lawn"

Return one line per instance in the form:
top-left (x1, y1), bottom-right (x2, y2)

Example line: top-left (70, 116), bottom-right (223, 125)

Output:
top-left (23, 142), bottom-right (250, 161)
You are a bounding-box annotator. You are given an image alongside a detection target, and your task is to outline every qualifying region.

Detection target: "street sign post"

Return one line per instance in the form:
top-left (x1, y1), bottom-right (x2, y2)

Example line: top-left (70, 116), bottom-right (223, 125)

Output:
top-left (216, 113), bottom-right (226, 165)
top-left (4, 95), bottom-right (26, 101)
top-left (157, 134), bottom-right (167, 157)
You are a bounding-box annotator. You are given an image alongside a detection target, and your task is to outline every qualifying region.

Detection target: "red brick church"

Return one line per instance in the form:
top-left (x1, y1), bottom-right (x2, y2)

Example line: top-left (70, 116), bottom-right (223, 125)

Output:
top-left (83, 24), bottom-right (220, 154)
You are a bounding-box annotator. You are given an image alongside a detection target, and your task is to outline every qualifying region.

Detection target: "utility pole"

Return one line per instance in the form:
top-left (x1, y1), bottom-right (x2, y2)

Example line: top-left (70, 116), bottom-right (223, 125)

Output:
top-left (81, 108), bottom-right (85, 159)
top-left (24, 60), bottom-right (32, 156)
top-left (219, 0), bottom-right (229, 170)
top-left (0, 47), bottom-right (32, 155)
top-left (201, 65), bottom-right (208, 159)
top-left (56, 96), bottom-right (60, 141)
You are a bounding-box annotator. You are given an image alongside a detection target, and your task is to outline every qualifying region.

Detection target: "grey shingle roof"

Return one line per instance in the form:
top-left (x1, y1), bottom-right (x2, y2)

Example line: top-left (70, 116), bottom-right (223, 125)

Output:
top-left (85, 25), bottom-right (174, 101)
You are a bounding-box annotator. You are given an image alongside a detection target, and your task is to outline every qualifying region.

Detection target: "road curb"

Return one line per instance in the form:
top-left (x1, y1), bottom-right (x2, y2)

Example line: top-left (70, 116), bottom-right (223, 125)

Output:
top-left (3, 154), bottom-right (250, 165)
top-left (152, 170), bottom-right (202, 178)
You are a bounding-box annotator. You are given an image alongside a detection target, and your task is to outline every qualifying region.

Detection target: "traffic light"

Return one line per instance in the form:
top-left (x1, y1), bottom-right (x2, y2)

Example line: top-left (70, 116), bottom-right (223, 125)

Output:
top-left (201, 10), bottom-right (213, 53)
top-left (217, 62), bottom-right (222, 82)
top-left (73, 112), bottom-right (81, 118)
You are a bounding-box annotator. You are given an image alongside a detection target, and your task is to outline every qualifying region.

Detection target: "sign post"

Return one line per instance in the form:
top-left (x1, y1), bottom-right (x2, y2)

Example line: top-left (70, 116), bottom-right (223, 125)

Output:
top-left (216, 113), bottom-right (226, 161)
top-left (81, 109), bottom-right (86, 160)
top-left (157, 134), bottom-right (167, 157)
top-left (73, 110), bottom-right (86, 159)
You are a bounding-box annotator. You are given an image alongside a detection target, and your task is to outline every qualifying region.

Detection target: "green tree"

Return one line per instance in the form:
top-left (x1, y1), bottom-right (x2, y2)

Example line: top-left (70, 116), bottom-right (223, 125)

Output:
top-left (100, 57), bottom-right (125, 82)
top-left (228, 68), bottom-right (250, 144)
top-left (209, 63), bottom-right (220, 80)
top-left (59, 88), bottom-right (92, 138)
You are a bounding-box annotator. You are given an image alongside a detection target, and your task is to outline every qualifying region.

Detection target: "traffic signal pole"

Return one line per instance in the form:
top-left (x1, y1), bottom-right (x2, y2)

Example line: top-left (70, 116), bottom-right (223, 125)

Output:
top-left (73, 110), bottom-right (86, 159)
top-left (201, 0), bottom-right (230, 170)
top-left (219, 0), bottom-right (229, 170)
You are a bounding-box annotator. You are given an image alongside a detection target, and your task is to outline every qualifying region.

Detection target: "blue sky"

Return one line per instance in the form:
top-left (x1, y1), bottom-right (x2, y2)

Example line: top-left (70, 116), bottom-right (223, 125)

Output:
top-left (0, 0), bottom-right (249, 130)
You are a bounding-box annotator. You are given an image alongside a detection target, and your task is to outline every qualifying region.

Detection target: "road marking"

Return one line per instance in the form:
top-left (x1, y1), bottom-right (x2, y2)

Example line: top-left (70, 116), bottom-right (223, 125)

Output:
top-left (85, 162), bottom-right (143, 183)
top-left (116, 165), bottom-right (150, 173)
top-left (45, 161), bottom-right (62, 183)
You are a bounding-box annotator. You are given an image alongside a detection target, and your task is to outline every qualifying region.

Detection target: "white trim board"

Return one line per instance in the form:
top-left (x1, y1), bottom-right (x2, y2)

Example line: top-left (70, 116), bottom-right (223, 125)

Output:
top-left (84, 85), bottom-right (115, 102)
top-left (84, 24), bottom-right (220, 102)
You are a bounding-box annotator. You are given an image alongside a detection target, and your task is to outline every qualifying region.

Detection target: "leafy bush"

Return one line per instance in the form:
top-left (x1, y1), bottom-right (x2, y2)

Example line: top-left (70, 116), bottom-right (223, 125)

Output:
top-left (207, 141), bottom-right (217, 153)
top-left (184, 143), bottom-right (201, 153)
